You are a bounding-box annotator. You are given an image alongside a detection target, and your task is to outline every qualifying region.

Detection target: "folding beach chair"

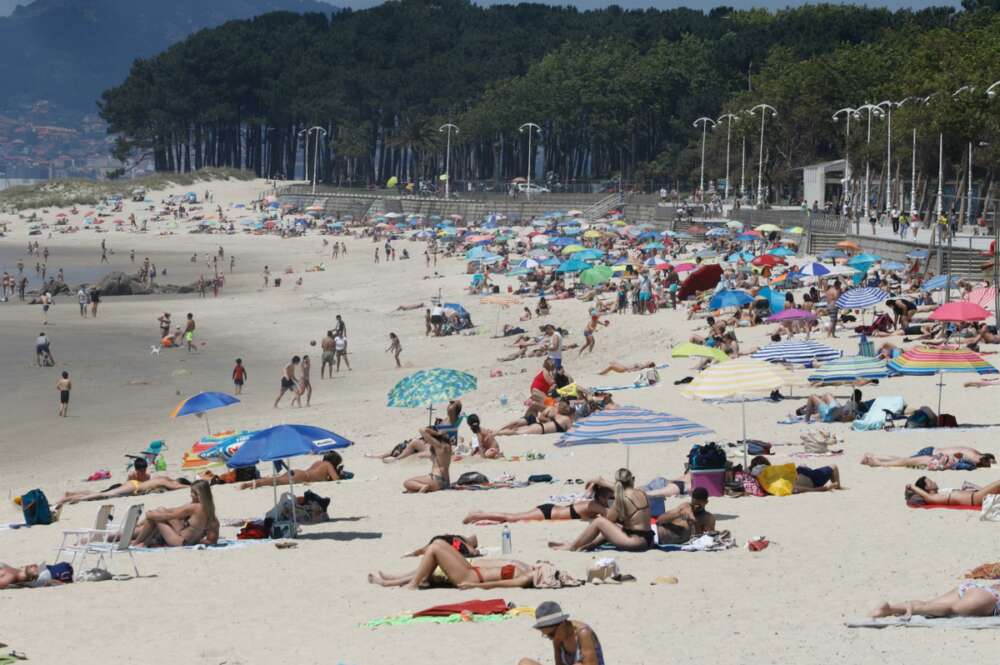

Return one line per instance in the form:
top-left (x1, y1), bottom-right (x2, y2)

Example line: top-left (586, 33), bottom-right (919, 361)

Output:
top-left (55, 504), bottom-right (114, 569)
top-left (57, 504), bottom-right (143, 579)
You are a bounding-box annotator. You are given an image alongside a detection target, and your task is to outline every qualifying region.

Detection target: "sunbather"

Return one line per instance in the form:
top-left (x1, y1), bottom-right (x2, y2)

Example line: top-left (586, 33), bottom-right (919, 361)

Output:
top-left (463, 487), bottom-right (613, 524)
top-left (750, 457), bottom-right (843, 492)
top-left (496, 400), bottom-right (575, 436)
top-left (56, 476), bottom-right (192, 506)
top-left (548, 468), bottom-right (652, 552)
top-left (796, 393), bottom-right (857, 423)
top-left (862, 448), bottom-right (995, 470)
top-left (131, 479), bottom-right (219, 547)
top-left (870, 582), bottom-right (1000, 619)
top-left (654, 487), bottom-right (716, 545)
top-left (0, 562), bottom-right (72, 589)
top-left (905, 476), bottom-right (1000, 506)
top-left (366, 400), bottom-right (462, 463)
top-left (239, 452), bottom-right (344, 489)
top-left (368, 540), bottom-right (535, 589)
top-left (403, 427), bottom-right (453, 493)
top-left (597, 360), bottom-right (655, 375)
top-left (405, 534), bottom-right (479, 558)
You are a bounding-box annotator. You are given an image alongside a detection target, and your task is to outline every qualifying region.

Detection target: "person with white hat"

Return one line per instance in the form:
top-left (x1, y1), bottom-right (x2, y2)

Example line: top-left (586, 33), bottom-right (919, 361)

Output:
top-left (519, 601), bottom-right (605, 665)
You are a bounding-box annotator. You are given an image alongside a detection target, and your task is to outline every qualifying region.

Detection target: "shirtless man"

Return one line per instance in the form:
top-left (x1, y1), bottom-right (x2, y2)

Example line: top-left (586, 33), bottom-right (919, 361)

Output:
top-left (654, 488), bottom-right (715, 545)
top-left (403, 427), bottom-right (454, 493)
top-left (184, 313), bottom-right (197, 352)
top-left (825, 280), bottom-right (841, 338)
top-left (688, 316), bottom-right (725, 345)
top-left (320, 330), bottom-right (336, 378)
top-left (496, 400), bottom-right (575, 436)
top-left (56, 370), bottom-right (71, 417)
top-left (467, 414), bottom-right (501, 459)
top-left (240, 452), bottom-right (344, 489)
top-left (292, 355), bottom-right (312, 407)
top-left (598, 360), bottom-right (655, 375)
top-left (274, 355), bottom-right (300, 408)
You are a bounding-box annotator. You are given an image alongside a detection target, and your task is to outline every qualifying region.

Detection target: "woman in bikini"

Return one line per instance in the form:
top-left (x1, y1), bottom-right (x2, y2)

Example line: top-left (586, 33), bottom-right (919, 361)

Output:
top-left (862, 448), bottom-right (995, 470)
top-left (548, 468), bottom-right (652, 552)
top-left (496, 400), bottom-right (575, 436)
top-left (597, 360), bottom-right (655, 375)
top-left (131, 480), bottom-right (220, 547)
top-left (55, 476), bottom-right (192, 506)
top-left (368, 540), bottom-right (535, 589)
top-left (239, 452), bottom-right (344, 489)
top-left (871, 582), bottom-right (1000, 619)
top-left (404, 534), bottom-right (479, 558)
top-left (463, 487), bottom-right (613, 524)
top-left (905, 476), bottom-right (1000, 506)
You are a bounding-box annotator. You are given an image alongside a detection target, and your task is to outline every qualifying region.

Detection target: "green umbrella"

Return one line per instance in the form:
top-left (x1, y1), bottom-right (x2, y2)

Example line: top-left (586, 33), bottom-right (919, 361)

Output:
top-left (387, 368), bottom-right (478, 424)
top-left (579, 265), bottom-right (613, 286)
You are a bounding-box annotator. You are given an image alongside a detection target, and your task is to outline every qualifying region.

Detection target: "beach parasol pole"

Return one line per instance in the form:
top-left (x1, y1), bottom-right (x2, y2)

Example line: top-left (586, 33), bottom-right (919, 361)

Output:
top-left (937, 370), bottom-right (944, 417)
top-left (286, 457), bottom-right (298, 538)
top-left (741, 396), bottom-right (748, 469)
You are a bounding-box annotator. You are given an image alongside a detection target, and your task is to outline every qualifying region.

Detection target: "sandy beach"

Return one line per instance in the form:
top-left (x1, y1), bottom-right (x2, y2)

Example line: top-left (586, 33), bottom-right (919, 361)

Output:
top-left (2, 177), bottom-right (999, 664)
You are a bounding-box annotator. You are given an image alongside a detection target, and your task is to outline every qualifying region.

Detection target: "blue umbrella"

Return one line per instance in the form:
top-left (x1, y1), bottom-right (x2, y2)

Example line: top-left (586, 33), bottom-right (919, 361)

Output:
top-left (465, 246), bottom-right (493, 261)
top-left (706, 228), bottom-right (729, 237)
top-left (880, 261), bottom-right (906, 271)
top-left (848, 253), bottom-right (881, 269)
top-left (549, 237), bottom-right (575, 247)
top-left (555, 406), bottom-right (713, 447)
top-left (836, 287), bottom-right (888, 309)
top-left (170, 391), bottom-right (240, 435)
top-left (574, 248), bottom-right (605, 261)
top-left (541, 257), bottom-right (562, 267)
top-left (726, 251), bottom-right (755, 263)
top-left (767, 247), bottom-right (796, 257)
top-left (556, 258), bottom-right (590, 273)
top-left (710, 289), bottom-right (754, 310)
top-left (922, 274), bottom-right (961, 292)
top-left (798, 262), bottom-right (830, 277)
top-left (819, 249), bottom-right (846, 260)
top-left (643, 242), bottom-right (665, 250)
top-left (907, 249), bottom-right (929, 259)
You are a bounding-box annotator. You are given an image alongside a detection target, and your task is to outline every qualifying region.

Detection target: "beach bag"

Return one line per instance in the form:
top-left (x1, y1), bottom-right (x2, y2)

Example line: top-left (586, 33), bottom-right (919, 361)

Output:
top-left (938, 413), bottom-right (958, 428)
top-left (532, 561), bottom-right (583, 589)
top-left (635, 368), bottom-right (660, 386)
top-left (733, 471), bottom-right (767, 497)
top-left (905, 407), bottom-right (936, 429)
top-left (21, 489), bottom-right (52, 526)
top-left (980, 495), bottom-right (1000, 522)
top-left (744, 440), bottom-right (772, 456)
top-left (688, 443), bottom-right (726, 470)
top-left (456, 471), bottom-right (489, 486)
top-left (757, 463), bottom-right (798, 497)
top-left (46, 562), bottom-right (74, 583)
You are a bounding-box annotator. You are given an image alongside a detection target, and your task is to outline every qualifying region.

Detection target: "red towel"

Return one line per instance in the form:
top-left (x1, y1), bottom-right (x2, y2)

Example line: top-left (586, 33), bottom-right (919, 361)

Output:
top-left (413, 598), bottom-right (509, 617)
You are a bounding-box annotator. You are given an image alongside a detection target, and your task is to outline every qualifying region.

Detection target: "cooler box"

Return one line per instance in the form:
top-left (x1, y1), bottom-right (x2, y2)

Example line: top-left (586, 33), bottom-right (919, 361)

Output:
top-left (691, 468), bottom-right (726, 497)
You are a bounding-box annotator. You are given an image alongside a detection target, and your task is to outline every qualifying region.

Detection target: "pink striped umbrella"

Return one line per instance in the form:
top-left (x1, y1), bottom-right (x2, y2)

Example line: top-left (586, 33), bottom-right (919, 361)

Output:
top-left (964, 287), bottom-right (996, 311)
top-left (929, 301), bottom-right (990, 322)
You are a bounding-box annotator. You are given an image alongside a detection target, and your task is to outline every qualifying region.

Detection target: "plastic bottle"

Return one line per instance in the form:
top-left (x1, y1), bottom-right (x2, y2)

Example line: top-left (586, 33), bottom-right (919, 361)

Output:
top-left (499, 393), bottom-right (508, 407)
top-left (155, 454), bottom-right (167, 471)
top-left (501, 524), bottom-right (512, 555)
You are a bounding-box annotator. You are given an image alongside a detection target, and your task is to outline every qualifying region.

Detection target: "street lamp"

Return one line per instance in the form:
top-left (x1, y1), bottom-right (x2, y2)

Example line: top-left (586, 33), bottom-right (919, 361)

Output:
top-left (716, 113), bottom-right (739, 205)
top-left (298, 126), bottom-right (326, 194)
top-left (519, 122), bottom-right (541, 201)
top-left (953, 86), bottom-right (978, 228)
top-left (901, 96), bottom-right (932, 216)
top-left (832, 107), bottom-right (859, 224)
top-left (988, 81), bottom-right (1000, 319)
top-left (693, 117), bottom-right (716, 201)
top-left (856, 103), bottom-right (884, 222)
top-left (747, 104), bottom-right (777, 209)
top-left (874, 100), bottom-right (896, 212)
top-left (439, 123), bottom-right (459, 199)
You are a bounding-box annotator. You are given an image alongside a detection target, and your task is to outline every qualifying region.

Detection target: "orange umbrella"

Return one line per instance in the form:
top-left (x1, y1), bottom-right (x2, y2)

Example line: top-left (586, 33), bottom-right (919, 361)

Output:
top-left (836, 240), bottom-right (860, 252)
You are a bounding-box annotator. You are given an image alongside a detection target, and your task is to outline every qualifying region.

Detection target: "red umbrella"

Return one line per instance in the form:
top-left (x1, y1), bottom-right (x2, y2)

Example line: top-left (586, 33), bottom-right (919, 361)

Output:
top-left (929, 301), bottom-right (990, 322)
top-left (752, 254), bottom-right (785, 267)
top-left (652, 262), bottom-right (673, 272)
top-left (687, 225), bottom-right (707, 235)
top-left (677, 263), bottom-right (723, 300)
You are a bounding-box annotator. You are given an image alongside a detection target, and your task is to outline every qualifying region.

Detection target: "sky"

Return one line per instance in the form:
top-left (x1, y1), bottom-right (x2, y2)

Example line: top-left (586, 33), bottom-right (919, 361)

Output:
top-left (331, 0), bottom-right (961, 8)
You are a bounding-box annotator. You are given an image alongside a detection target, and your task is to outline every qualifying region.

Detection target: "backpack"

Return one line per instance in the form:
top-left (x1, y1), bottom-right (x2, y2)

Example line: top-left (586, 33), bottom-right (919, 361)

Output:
top-left (456, 471), bottom-right (489, 486)
top-left (635, 368), bottom-right (660, 386)
top-left (21, 488), bottom-right (52, 526)
top-left (688, 443), bottom-right (727, 470)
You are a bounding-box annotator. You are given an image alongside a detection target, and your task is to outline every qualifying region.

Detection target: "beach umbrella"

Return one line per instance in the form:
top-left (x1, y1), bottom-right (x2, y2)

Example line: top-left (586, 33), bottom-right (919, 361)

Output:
top-left (825, 264), bottom-right (860, 277)
top-left (922, 274), bottom-right (961, 292)
top-left (907, 249), bottom-right (930, 259)
top-left (751, 254), bottom-right (784, 268)
top-left (888, 346), bottom-right (998, 414)
top-left (836, 287), bottom-right (888, 310)
top-left (819, 249), bottom-right (847, 260)
top-left (516, 258), bottom-right (540, 270)
top-left (574, 248), bottom-right (605, 261)
top-left (755, 223), bottom-right (781, 233)
top-left (671, 342), bottom-right (729, 363)
top-left (687, 225), bottom-right (707, 235)
top-left (481, 294), bottom-right (523, 334)
top-left (170, 391), bottom-right (240, 435)
top-left (678, 264), bottom-right (724, 300)
top-left (798, 262), bottom-right (830, 277)
top-left (561, 244), bottom-right (586, 255)
top-left (929, 301), bottom-right (990, 322)
top-left (725, 251), bottom-right (755, 263)
top-left (554, 406), bottom-right (713, 456)
top-left (465, 245), bottom-right (494, 261)
top-left (528, 249), bottom-right (551, 259)
top-left (726, 220), bottom-right (744, 230)
top-left (964, 286), bottom-right (996, 311)
top-left (751, 340), bottom-right (841, 365)
top-left (556, 258), bottom-right (589, 273)
top-left (531, 235), bottom-right (550, 246)
top-left (579, 265), bottom-right (613, 286)
top-left (706, 228), bottom-right (729, 237)
top-left (880, 261), bottom-right (906, 271)
top-left (766, 308), bottom-right (817, 323)
top-left (387, 368), bottom-right (478, 424)
top-left (785, 226), bottom-right (804, 234)
top-left (709, 289), bottom-right (754, 310)
top-left (583, 229), bottom-right (603, 239)
top-left (767, 247), bottom-right (796, 257)
top-left (806, 356), bottom-right (892, 384)
top-left (642, 241), bottom-right (665, 250)
top-left (847, 253), bottom-right (881, 270)
top-left (227, 424), bottom-right (353, 536)
top-left (541, 257), bottom-right (562, 267)
top-left (836, 240), bottom-right (861, 252)
top-left (681, 359), bottom-right (794, 466)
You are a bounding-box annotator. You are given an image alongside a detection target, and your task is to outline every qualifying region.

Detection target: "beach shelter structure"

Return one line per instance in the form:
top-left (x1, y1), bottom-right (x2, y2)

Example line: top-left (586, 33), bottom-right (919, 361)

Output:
top-left (170, 391), bottom-right (240, 434)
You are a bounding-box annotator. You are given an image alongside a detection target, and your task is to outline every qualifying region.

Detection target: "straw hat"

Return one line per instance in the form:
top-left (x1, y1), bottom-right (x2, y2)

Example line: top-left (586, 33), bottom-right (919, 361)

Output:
top-left (533, 601), bottom-right (570, 629)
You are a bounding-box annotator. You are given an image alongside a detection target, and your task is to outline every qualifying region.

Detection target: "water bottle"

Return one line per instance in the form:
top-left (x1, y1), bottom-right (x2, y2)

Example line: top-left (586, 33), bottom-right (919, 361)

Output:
top-left (501, 525), bottom-right (512, 555)
top-left (499, 393), bottom-right (508, 407)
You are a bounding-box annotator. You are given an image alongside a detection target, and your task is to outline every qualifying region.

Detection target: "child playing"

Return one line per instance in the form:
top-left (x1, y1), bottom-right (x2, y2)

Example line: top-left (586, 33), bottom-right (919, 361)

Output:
top-left (232, 358), bottom-right (247, 394)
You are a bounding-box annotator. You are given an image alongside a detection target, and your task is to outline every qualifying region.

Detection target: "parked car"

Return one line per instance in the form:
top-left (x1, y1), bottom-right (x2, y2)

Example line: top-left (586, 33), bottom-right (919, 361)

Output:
top-left (514, 182), bottom-right (550, 195)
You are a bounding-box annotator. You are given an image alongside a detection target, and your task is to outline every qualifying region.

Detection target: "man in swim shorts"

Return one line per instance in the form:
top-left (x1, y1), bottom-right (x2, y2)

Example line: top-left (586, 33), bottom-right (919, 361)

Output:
top-left (655, 487), bottom-right (715, 545)
top-left (56, 370), bottom-right (71, 417)
top-left (321, 330), bottom-right (336, 378)
top-left (274, 356), bottom-right (300, 408)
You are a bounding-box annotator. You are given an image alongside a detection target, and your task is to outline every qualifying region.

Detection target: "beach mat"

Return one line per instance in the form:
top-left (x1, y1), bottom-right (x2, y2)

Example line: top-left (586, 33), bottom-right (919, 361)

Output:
top-left (596, 542), bottom-right (682, 552)
top-left (131, 538), bottom-right (260, 552)
top-left (365, 606), bottom-right (534, 629)
top-left (452, 482), bottom-right (530, 491)
top-left (907, 503), bottom-right (980, 511)
top-left (846, 616), bottom-right (1000, 630)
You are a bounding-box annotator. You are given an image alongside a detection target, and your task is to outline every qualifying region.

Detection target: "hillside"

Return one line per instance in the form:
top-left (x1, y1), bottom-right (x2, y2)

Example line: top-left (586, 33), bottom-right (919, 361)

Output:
top-left (0, 0), bottom-right (337, 109)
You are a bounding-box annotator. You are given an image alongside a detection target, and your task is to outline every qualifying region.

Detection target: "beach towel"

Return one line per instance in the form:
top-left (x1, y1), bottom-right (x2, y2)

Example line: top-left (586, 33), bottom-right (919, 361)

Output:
top-left (906, 503), bottom-right (980, 511)
top-left (414, 598), bottom-right (509, 617)
top-left (130, 538), bottom-right (256, 553)
top-left (364, 607), bottom-right (534, 629)
top-left (852, 396), bottom-right (906, 431)
top-left (846, 616), bottom-right (1000, 630)
top-left (451, 482), bottom-right (530, 491)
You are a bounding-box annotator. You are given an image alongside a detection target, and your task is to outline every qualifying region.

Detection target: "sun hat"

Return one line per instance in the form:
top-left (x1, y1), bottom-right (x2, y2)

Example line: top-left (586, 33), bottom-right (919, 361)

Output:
top-left (533, 601), bottom-right (570, 629)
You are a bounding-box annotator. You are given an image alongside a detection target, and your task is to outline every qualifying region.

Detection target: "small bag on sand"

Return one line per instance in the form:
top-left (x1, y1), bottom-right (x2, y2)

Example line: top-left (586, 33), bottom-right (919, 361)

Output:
top-left (981, 495), bottom-right (1000, 522)
top-left (532, 562), bottom-right (583, 589)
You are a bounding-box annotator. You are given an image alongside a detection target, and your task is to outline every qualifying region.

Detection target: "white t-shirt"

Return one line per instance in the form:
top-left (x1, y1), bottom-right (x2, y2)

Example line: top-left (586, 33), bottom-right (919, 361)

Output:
top-left (547, 331), bottom-right (562, 360)
top-left (334, 335), bottom-right (346, 352)
top-left (431, 305), bottom-right (444, 318)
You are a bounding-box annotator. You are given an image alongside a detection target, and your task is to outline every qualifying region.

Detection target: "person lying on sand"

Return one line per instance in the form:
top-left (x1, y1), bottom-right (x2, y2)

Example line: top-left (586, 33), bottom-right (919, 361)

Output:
top-left (239, 452), bottom-right (344, 489)
top-left (549, 468), bottom-right (651, 552)
top-left (369, 540), bottom-right (536, 589)
top-left (366, 400), bottom-right (463, 463)
top-left (394, 303), bottom-right (423, 311)
top-left (496, 400), bottom-right (575, 436)
top-left (795, 393), bottom-right (857, 423)
top-left (404, 534), bottom-right (479, 558)
top-left (131, 480), bottom-right (219, 547)
top-left (750, 457), bottom-right (843, 492)
top-left (403, 427), bottom-right (453, 493)
top-left (587, 473), bottom-right (691, 499)
top-left (463, 486), bottom-right (613, 524)
top-left (0, 562), bottom-right (72, 589)
top-left (597, 360), bottom-right (655, 375)
top-left (56, 476), bottom-right (192, 506)
top-left (870, 582), bottom-right (1000, 620)
top-left (862, 448), bottom-right (995, 470)
top-left (905, 476), bottom-right (1000, 506)
top-left (654, 487), bottom-right (715, 545)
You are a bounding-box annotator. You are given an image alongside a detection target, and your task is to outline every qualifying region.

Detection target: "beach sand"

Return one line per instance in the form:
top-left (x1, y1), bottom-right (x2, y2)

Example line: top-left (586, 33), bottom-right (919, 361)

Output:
top-left (1, 178), bottom-right (998, 664)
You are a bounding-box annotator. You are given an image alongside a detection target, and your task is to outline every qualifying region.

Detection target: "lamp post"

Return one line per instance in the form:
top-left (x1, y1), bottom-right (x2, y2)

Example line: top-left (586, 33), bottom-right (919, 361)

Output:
top-left (987, 81), bottom-right (1000, 320)
top-left (693, 117), bottom-right (716, 202)
top-left (832, 107), bottom-right (859, 227)
top-left (717, 113), bottom-right (738, 205)
top-left (747, 104), bottom-right (777, 209)
top-left (439, 123), bottom-right (459, 199)
top-left (874, 100), bottom-right (896, 212)
top-left (519, 122), bottom-right (541, 201)
top-left (740, 135), bottom-right (746, 202)
top-left (856, 104), bottom-right (883, 224)
top-left (298, 126), bottom-right (326, 194)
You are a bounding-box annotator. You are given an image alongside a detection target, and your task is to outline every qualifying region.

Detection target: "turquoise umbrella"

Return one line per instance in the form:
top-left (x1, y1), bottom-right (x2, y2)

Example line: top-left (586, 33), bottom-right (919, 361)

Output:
top-left (388, 368), bottom-right (478, 423)
top-left (556, 258), bottom-right (589, 273)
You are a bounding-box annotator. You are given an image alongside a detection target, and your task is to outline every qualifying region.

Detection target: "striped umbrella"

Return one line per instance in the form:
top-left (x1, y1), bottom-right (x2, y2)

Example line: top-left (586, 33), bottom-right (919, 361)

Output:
top-left (751, 340), bottom-right (842, 365)
top-left (806, 356), bottom-right (891, 384)
top-left (681, 359), bottom-right (794, 466)
top-left (797, 262), bottom-right (830, 277)
top-left (836, 287), bottom-right (888, 310)
top-left (888, 346), bottom-right (997, 413)
top-left (554, 406), bottom-right (713, 447)
top-left (964, 286), bottom-right (996, 311)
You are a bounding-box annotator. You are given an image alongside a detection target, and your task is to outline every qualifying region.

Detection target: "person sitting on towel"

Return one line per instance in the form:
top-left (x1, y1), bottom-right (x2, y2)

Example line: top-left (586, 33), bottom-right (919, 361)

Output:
top-left (654, 487), bottom-right (715, 545)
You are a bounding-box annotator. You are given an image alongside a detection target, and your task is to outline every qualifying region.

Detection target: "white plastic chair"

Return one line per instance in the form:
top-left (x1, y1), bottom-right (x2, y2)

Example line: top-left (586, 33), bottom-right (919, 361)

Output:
top-left (55, 503), bottom-right (114, 570)
top-left (59, 504), bottom-right (143, 579)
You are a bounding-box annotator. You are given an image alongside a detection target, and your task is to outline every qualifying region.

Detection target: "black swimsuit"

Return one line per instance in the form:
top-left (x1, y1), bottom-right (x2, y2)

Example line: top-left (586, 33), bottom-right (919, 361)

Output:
top-left (537, 503), bottom-right (582, 520)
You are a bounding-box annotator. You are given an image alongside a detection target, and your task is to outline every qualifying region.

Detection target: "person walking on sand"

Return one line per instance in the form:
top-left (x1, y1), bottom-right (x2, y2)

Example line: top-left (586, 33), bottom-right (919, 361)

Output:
top-left (40, 291), bottom-right (52, 324)
top-left (291, 355), bottom-right (312, 407)
top-left (387, 333), bottom-right (402, 368)
top-left (184, 313), bottom-right (197, 352)
top-left (263, 265), bottom-right (270, 288)
top-left (374, 246), bottom-right (380, 263)
top-left (77, 287), bottom-right (88, 318)
top-left (321, 330), bottom-right (336, 378)
top-left (274, 356), bottom-right (300, 408)
top-left (36, 331), bottom-right (54, 367)
top-left (578, 312), bottom-right (609, 355)
top-left (335, 314), bottom-right (347, 339)
top-left (89, 286), bottom-right (100, 318)
top-left (56, 371), bottom-right (71, 417)
top-left (230, 255), bottom-right (235, 273)
top-left (232, 358), bottom-right (247, 395)
top-left (334, 332), bottom-right (350, 371)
